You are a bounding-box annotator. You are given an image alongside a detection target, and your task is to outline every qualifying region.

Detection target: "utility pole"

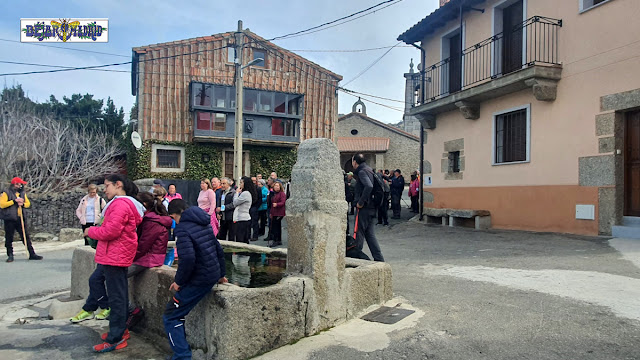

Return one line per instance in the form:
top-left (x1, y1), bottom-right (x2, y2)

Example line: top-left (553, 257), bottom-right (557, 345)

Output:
top-left (234, 20), bottom-right (244, 185)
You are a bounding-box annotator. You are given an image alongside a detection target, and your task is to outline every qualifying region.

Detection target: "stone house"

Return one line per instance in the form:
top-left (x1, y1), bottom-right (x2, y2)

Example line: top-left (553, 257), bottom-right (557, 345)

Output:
top-left (131, 28), bottom-right (342, 180)
top-left (398, 0), bottom-right (640, 236)
top-left (337, 99), bottom-right (420, 178)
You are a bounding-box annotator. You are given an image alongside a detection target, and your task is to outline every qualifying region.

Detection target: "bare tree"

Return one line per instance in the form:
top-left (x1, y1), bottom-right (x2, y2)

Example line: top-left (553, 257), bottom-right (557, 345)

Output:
top-left (0, 96), bottom-right (124, 194)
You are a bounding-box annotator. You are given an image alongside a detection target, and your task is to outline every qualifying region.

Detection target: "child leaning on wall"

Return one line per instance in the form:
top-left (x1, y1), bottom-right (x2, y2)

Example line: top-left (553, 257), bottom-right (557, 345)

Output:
top-left (164, 199), bottom-right (228, 360)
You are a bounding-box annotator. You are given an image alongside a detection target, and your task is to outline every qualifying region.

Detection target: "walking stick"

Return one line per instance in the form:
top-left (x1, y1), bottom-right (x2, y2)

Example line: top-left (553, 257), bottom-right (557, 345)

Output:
top-left (18, 205), bottom-right (29, 257)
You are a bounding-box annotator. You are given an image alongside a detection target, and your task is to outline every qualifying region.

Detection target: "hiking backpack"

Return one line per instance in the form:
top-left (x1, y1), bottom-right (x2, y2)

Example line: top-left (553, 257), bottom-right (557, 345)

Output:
top-left (370, 171), bottom-right (386, 209)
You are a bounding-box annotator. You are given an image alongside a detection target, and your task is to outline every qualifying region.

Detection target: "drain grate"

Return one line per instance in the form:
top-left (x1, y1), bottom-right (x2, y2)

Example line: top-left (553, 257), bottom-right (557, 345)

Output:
top-left (361, 306), bottom-right (415, 324)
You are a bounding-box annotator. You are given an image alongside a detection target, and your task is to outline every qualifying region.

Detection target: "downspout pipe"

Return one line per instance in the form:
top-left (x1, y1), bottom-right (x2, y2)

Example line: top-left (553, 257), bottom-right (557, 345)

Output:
top-left (410, 42), bottom-right (426, 221)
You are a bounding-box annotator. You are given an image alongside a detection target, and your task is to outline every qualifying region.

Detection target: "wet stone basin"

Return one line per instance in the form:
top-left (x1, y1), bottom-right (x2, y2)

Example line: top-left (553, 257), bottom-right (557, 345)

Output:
top-left (223, 248), bottom-right (287, 288)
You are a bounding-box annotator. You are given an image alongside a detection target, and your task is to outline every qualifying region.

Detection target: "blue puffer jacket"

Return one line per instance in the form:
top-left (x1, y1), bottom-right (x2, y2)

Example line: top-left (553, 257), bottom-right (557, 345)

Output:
top-left (174, 206), bottom-right (226, 287)
top-left (259, 186), bottom-right (269, 211)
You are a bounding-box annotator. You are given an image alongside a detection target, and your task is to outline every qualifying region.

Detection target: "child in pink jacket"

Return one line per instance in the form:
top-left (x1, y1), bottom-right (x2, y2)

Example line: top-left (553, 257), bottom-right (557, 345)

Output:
top-left (78, 175), bottom-right (145, 353)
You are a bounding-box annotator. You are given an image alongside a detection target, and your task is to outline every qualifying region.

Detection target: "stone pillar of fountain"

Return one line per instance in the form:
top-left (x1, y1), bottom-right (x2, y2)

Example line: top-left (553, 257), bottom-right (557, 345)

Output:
top-left (287, 138), bottom-right (348, 332)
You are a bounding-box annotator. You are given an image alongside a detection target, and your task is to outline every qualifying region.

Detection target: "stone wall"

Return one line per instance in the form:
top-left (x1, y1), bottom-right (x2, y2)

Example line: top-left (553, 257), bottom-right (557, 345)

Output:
top-left (0, 187), bottom-right (90, 235)
top-left (337, 113), bottom-right (420, 177)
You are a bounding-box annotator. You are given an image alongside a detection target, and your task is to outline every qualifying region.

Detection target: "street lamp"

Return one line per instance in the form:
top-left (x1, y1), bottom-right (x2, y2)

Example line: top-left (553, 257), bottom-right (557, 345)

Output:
top-left (233, 20), bottom-right (265, 184)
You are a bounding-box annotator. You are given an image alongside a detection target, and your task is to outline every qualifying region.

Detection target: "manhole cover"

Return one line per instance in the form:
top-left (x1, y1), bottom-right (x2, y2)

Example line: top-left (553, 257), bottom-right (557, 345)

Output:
top-left (361, 306), bottom-right (415, 324)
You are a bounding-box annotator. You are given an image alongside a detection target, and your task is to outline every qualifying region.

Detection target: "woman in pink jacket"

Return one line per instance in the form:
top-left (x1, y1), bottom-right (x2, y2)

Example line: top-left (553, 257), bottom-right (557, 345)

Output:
top-left (197, 178), bottom-right (219, 236)
top-left (409, 173), bottom-right (420, 213)
top-left (80, 174), bottom-right (145, 353)
top-left (269, 182), bottom-right (287, 247)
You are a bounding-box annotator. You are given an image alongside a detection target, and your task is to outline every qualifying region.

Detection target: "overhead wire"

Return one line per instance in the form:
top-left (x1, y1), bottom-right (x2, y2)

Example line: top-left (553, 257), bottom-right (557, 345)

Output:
top-left (341, 42), bottom-right (402, 87)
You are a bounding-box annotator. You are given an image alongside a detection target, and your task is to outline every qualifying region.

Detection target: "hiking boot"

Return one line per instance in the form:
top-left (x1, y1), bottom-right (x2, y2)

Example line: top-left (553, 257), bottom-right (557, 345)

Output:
top-left (29, 254), bottom-right (43, 260)
top-left (95, 308), bottom-right (111, 320)
top-left (93, 339), bottom-right (127, 353)
top-left (269, 241), bottom-right (282, 248)
top-left (101, 329), bottom-right (130, 341)
top-left (6, 255), bottom-right (13, 263)
top-left (70, 310), bottom-right (94, 323)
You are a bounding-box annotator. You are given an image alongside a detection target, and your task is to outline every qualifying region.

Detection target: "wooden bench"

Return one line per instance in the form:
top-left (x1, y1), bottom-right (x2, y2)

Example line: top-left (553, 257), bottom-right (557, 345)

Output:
top-left (424, 208), bottom-right (491, 230)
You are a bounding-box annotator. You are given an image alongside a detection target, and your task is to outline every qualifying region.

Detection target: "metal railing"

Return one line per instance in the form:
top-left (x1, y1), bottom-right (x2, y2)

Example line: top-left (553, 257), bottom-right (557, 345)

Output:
top-left (418, 16), bottom-right (562, 104)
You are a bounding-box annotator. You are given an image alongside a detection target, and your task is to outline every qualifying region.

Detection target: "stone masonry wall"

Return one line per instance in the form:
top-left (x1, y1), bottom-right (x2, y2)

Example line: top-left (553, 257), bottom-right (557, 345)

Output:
top-left (0, 188), bottom-right (92, 235)
top-left (338, 114), bottom-right (420, 177)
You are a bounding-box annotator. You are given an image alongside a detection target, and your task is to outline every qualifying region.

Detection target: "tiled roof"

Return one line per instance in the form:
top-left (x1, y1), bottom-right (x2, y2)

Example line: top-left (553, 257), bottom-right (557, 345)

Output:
top-left (132, 30), bottom-right (342, 80)
top-left (337, 137), bottom-right (390, 152)
top-left (338, 112), bottom-right (420, 141)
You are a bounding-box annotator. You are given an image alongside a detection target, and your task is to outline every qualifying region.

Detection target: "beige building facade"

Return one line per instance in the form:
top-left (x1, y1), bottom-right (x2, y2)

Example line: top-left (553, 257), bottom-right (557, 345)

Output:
top-left (337, 99), bottom-right (420, 178)
top-left (399, 0), bottom-right (640, 236)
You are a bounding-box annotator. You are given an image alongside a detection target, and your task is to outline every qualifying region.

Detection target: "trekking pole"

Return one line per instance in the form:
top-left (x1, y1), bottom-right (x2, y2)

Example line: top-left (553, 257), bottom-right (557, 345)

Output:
top-left (18, 205), bottom-right (29, 257)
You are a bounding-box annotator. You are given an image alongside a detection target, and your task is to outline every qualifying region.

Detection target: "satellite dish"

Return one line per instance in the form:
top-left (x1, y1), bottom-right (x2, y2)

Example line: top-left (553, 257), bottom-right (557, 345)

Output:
top-left (131, 131), bottom-right (142, 149)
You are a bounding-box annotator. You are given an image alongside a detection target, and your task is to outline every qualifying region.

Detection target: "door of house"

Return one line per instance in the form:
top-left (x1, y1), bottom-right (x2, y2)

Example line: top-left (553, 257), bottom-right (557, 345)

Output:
top-left (625, 110), bottom-right (640, 216)
top-left (502, 0), bottom-right (523, 75)
top-left (449, 33), bottom-right (462, 93)
top-left (225, 151), bottom-right (247, 181)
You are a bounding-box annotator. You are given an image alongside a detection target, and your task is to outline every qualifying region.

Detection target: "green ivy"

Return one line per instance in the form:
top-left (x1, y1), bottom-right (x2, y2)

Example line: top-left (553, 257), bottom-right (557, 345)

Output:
top-left (127, 141), bottom-right (297, 181)
top-left (127, 140), bottom-right (222, 180)
top-left (247, 146), bottom-right (297, 180)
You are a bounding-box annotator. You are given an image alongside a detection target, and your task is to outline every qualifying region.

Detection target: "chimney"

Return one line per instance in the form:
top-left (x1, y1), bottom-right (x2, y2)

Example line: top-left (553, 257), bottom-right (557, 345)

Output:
top-left (440, 0), bottom-right (451, 6)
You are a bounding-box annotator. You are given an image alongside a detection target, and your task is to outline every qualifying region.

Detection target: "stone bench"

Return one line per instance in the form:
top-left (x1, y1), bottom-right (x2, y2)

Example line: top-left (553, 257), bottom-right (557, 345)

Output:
top-left (424, 208), bottom-right (491, 230)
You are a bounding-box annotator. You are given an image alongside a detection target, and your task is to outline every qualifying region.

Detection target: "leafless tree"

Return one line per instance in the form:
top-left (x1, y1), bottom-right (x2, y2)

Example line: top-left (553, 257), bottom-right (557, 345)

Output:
top-left (0, 98), bottom-right (124, 194)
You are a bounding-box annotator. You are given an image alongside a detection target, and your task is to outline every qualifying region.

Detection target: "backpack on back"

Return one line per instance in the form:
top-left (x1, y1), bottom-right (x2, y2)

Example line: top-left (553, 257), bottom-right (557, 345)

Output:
top-left (370, 171), bottom-right (386, 209)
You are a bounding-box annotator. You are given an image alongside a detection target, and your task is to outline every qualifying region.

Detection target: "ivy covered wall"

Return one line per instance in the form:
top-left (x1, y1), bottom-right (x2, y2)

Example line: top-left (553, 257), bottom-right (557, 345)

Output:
top-left (127, 140), bottom-right (297, 181)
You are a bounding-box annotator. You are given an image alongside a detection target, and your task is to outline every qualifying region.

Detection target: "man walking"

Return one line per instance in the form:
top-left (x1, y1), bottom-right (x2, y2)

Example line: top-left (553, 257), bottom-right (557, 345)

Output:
top-left (351, 154), bottom-right (384, 262)
top-left (390, 169), bottom-right (405, 219)
top-left (0, 177), bottom-right (43, 262)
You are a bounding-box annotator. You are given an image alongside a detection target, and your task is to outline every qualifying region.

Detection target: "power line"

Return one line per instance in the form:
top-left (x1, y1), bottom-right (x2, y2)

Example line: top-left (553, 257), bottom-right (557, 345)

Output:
top-left (341, 42), bottom-right (402, 87)
top-left (265, 0), bottom-right (400, 42)
top-left (0, 38), bottom-right (129, 58)
top-left (0, 60), bottom-right (130, 73)
top-left (267, 0), bottom-right (404, 42)
top-left (289, 45), bottom-right (411, 53)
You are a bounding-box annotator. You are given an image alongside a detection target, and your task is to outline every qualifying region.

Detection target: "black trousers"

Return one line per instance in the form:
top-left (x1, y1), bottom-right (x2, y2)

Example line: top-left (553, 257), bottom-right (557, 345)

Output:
top-left (4, 219), bottom-right (36, 256)
top-left (217, 219), bottom-right (236, 241)
top-left (271, 216), bottom-right (283, 243)
top-left (250, 207), bottom-right (259, 240)
top-left (377, 196), bottom-right (389, 224)
top-left (103, 265), bottom-right (128, 344)
top-left (234, 220), bottom-right (250, 243)
top-left (81, 223), bottom-right (94, 246)
top-left (258, 210), bottom-right (267, 236)
top-left (391, 193), bottom-right (401, 217)
top-left (355, 208), bottom-right (384, 262)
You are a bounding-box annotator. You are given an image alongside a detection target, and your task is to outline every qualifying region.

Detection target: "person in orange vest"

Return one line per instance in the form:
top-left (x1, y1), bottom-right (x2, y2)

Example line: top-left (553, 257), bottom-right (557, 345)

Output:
top-left (0, 177), bottom-right (43, 262)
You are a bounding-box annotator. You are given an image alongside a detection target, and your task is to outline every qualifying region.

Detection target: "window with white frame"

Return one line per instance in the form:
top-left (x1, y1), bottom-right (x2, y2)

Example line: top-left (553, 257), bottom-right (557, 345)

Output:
top-left (151, 144), bottom-right (185, 173)
top-left (493, 105), bottom-right (530, 164)
top-left (580, 0), bottom-right (610, 11)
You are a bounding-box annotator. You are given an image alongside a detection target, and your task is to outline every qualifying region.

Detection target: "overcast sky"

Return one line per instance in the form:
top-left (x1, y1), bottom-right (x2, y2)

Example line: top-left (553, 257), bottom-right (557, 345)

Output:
top-left (0, 0), bottom-right (437, 125)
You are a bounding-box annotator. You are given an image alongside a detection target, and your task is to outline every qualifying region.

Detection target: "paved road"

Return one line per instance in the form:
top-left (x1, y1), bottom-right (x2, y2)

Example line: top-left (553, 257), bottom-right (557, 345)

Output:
top-left (0, 248), bottom-right (74, 303)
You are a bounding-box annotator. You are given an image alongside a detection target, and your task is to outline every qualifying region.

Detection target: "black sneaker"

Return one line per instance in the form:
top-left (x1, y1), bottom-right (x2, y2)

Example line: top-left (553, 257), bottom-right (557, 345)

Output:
top-left (29, 254), bottom-right (43, 260)
top-left (6, 255), bottom-right (14, 263)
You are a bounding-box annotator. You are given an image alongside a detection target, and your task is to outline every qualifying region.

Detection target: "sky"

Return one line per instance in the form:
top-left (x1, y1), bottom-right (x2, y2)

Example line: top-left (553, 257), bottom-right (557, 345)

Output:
top-left (0, 0), bottom-right (438, 124)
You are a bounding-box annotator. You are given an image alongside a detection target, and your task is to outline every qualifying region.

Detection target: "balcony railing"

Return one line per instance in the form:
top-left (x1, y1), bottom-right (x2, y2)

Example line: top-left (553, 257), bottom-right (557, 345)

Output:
top-left (417, 16), bottom-right (562, 105)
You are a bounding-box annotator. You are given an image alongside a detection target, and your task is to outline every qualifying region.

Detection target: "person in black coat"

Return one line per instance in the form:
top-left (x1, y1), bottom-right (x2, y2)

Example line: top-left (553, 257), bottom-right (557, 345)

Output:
top-left (216, 177), bottom-right (236, 241)
top-left (390, 169), bottom-right (405, 219)
top-left (351, 154), bottom-right (384, 262)
top-left (164, 200), bottom-right (227, 360)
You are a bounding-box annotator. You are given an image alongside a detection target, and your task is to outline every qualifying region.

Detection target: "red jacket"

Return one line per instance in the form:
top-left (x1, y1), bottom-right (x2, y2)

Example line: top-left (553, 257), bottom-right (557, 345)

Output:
top-left (88, 197), bottom-right (144, 267)
top-left (270, 191), bottom-right (287, 217)
top-left (134, 210), bottom-right (172, 268)
top-left (408, 179), bottom-right (420, 197)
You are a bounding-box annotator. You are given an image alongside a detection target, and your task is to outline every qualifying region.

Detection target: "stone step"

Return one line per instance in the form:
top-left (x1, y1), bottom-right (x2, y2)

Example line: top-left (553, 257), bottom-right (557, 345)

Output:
top-left (622, 216), bottom-right (640, 227)
top-left (612, 225), bottom-right (640, 239)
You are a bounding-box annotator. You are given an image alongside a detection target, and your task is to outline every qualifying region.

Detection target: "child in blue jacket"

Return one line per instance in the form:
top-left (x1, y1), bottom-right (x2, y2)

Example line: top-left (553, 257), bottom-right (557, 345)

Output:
top-left (164, 199), bottom-right (227, 359)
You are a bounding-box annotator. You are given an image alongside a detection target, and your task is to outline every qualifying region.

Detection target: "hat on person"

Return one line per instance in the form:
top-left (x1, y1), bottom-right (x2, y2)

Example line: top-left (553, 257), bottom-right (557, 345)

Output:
top-left (11, 177), bottom-right (27, 185)
top-left (153, 179), bottom-right (164, 186)
top-left (347, 172), bottom-right (353, 176)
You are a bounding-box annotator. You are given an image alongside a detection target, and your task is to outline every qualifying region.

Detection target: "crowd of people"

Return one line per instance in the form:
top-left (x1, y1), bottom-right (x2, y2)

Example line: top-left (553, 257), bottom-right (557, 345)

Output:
top-left (344, 155), bottom-right (421, 262)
